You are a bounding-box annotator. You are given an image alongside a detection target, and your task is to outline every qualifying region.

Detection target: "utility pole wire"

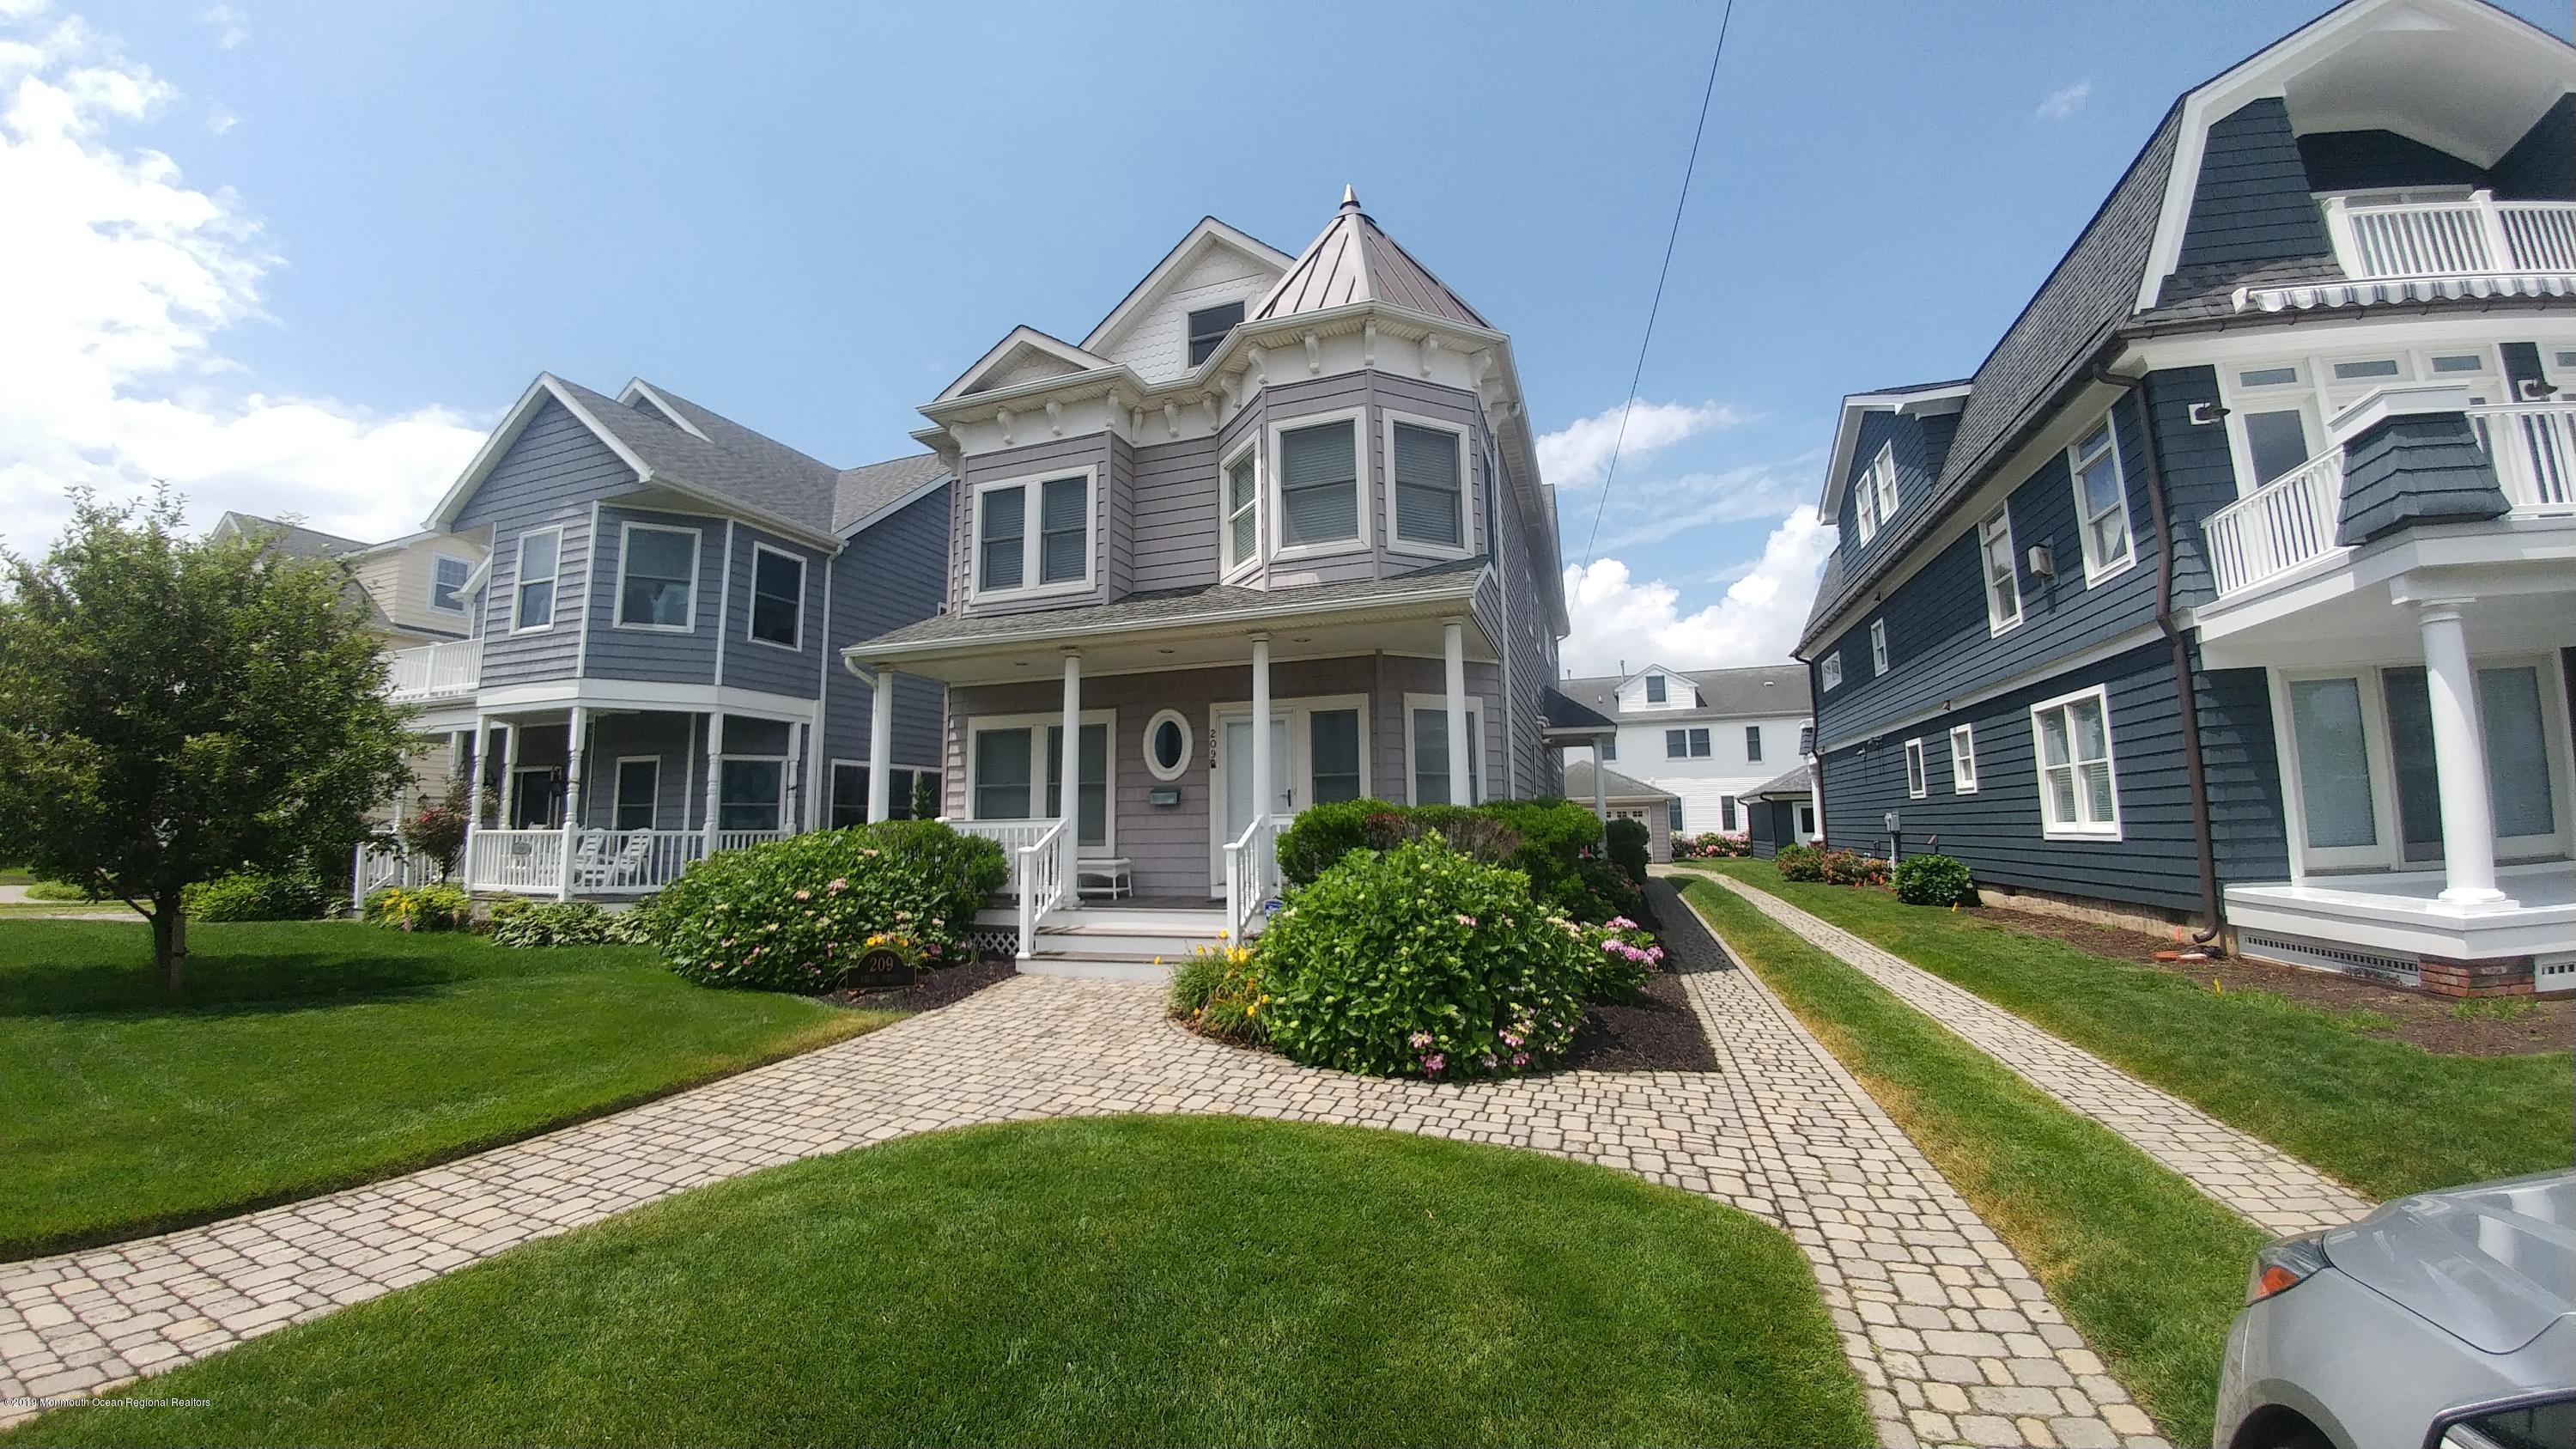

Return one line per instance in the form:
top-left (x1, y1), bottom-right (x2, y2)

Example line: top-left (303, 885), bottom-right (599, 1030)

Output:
top-left (1579, 0), bottom-right (1735, 570)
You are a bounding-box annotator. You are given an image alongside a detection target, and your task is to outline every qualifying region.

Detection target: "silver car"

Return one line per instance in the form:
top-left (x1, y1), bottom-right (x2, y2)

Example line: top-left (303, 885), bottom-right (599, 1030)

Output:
top-left (2215, 1168), bottom-right (2574, 1449)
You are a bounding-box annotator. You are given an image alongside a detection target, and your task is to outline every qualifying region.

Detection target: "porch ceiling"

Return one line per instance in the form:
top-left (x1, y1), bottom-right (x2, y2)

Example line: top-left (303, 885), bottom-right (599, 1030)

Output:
top-left (2196, 554), bottom-right (2574, 670)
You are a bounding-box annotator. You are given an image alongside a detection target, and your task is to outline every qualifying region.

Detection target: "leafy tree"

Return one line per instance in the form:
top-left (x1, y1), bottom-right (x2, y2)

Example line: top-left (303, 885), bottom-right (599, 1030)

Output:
top-left (399, 778), bottom-right (472, 880)
top-left (0, 488), bottom-right (419, 990)
top-left (908, 771), bottom-right (939, 823)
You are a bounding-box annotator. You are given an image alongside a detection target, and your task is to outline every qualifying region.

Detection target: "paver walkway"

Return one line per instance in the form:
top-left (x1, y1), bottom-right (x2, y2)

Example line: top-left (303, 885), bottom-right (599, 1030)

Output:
top-left (3, 882), bottom-right (2160, 1449)
top-left (1693, 869), bottom-right (2372, 1238)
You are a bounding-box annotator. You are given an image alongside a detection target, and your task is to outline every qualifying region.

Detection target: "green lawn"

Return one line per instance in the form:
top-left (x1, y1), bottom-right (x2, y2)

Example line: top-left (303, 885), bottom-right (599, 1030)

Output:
top-left (1, 921), bottom-right (893, 1258)
top-left (5, 1115), bottom-right (1869, 1448)
top-left (1674, 879), bottom-right (2260, 1446)
top-left (1686, 860), bottom-right (2572, 1200)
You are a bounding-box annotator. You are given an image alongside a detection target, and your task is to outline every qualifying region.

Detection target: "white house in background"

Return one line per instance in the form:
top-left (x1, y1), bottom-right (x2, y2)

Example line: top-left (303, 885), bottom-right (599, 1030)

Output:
top-left (1554, 663), bottom-right (1814, 838)
top-left (1561, 760), bottom-right (1680, 862)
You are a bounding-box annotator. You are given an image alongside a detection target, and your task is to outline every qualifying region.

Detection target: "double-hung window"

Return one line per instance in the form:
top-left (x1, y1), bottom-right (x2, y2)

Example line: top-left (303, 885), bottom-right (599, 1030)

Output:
top-left (975, 472), bottom-right (1092, 596)
top-left (970, 722), bottom-right (1107, 847)
top-left (717, 758), bottom-right (785, 832)
top-left (1869, 619), bottom-right (1890, 675)
top-left (1410, 705), bottom-right (1482, 806)
top-left (1187, 301), bottom-right (1242, 368)
top-left (2067, 418), bottom-right (2136, 582)
top-left (1904, 739), bottom-right (1929, 799)
top-left (1276, 417), bottom-right (1361, 551)
top-left (1222, 445), bottom-right (1260, 573)
top-left (616, 523), bottom-right (697, 630)
top-left (1948, 724), bottom-right (1978, 793)
top-left (1854, 444), bottom-right (1898, 543)
top-left (2032, 687), bottom-right (2120, 838)
top-left (748, 545), bottom-right (804, 648)
top-left (1820, 654), bottom-right (1844, 691)
top-left (1645, 675), bottom-right (1667, 703)
top-left (1980, 509), bottom-right (2022, 634)
top-left (1388, 417), bottom-right (1466, 552)
top-left (1745, 726), bottom-right (1763, 762)
top-left (513, 527), bottom-right (560, 631)
top-left (1663, 727), bottom-right (1710, 759)
top-left (430, 555), bottom-right (472, 615)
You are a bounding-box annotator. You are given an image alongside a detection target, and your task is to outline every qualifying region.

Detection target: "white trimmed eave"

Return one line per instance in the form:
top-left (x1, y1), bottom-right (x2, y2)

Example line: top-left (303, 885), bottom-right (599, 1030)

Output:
top-left (1818, 385), bottom-right (1975, 520)
top-left (933, 327), bottom-right (1117, 405)
top-left (1078, 217), bottom-right (1295, 354)
top-left (622, 470), bottom-right (843, 553)
top-left (616, 381), bottom-right (710, 439)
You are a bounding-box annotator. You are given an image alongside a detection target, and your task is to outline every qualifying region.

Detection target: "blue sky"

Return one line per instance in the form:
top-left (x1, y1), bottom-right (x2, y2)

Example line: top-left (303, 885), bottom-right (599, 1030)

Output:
top-left (2, 0), bottom-right (2563, 673)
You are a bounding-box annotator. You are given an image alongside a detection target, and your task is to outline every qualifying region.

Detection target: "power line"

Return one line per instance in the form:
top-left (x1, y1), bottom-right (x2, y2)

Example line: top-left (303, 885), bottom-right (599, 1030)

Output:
top-left (1580, 0), bottom-right (1735, 570)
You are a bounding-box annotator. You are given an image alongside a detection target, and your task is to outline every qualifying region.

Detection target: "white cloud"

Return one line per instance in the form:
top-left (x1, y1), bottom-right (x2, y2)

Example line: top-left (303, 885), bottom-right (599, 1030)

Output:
top-left (2036, 79), bottom-right (2092, 122)
top-left (1585, 460), bottom-right (1807, 554)
top-left (1559, 510), bottom-right (1832, 677)
top-left (0, 7), bottom-right (483, 553)
top-left (197, 3), bottom-right (245, 49)
top-left (1535, 397), bottom-right (1747, 490)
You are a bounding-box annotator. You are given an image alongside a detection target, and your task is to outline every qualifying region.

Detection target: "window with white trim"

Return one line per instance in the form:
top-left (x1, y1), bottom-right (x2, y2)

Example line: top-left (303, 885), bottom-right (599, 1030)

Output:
top-left (1746, 725), bottom-right (1762, 762)
top-left (1221, 444), bottom-right (1260, 573)
top-left (1820, 653), bottom-right (1844, 692)
top-left (1645, 674), bottom-right (1667, 703)
top-left (1721, 797), bottom-right (1737, 831)
top-left (615, 523), bottom-right (697, 630)
top-left (1855, 470), bottom-right (1882, 543)
top-left (1666, 799), bottom-right (1684, 834)
top-left (974, 472), bottom-right (1092, 597)
top-left (1904, 739), bottom-right (1928, 800)
top-left (1409, 705), bottom-right (1482, 806)
top-left (612, 757), bottom-right (659, 831)
top-left (1276, 417), bottom-right (1361, 550)
top-left (1948, 723), bottom-right (1978, 794)
top-left (1665, 727), bottom-right (1710, 759)
top-left (2031, 687), bottom-right (2120, 838)
top-left (430, 555), bottom-right (472, 614)
top-left (717, 758), bottom-right (785, 832)
top-left (749, 545), bottom-right (805, 647)
top-left (1600, 736), bottom-right (1615, 762)
top-left (1869, 618), bottom-right (1890, 675)
top-left (1388, 418), bottom-right (1466, 551)
top-left (1979, 509), bottom-right (2021, 634)
top-left (968, 719), bottom-right (1109, 848)
top-left (1854, 443), bottom-right (1899, 545)
top-left (2066, 418), bottom-right (2135, 582)
top-left (513, 527), bottom-right (560, 631)
top-left (1186, 301), bottom-right (1242, 368)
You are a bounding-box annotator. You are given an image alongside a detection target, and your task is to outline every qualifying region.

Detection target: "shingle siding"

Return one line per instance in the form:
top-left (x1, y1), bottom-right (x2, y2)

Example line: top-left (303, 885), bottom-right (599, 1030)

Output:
top-left (2336, 413), bottom-right (2510, 545)
top-left (454, 399), bottom-right (631, 689)
top-left (2295, 128), bottom-right (2488, 194)
top-left (2175, 99), bottom-right (2333, 271)
top-left (2489, 94), bottom-right (2575, 201)
top-left (2142, 368), bottom-right (2237, 609)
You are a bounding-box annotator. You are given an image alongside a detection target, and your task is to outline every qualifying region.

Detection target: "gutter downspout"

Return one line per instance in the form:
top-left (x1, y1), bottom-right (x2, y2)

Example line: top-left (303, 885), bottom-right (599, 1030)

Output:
top-left (2093, 362), bottom-right (2225, 947)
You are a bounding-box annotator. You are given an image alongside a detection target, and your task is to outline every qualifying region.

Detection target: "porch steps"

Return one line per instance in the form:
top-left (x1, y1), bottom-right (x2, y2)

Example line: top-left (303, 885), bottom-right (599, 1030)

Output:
top-left (1020, 906), bottom-right (1232, 983)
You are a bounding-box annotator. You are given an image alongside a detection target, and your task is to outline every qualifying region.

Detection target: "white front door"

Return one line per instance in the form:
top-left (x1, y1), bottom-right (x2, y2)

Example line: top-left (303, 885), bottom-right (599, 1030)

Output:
top-left (1211, 714), bottom-right (1291, 894)
top-left (1207, 696), bottom-right (1372, 892)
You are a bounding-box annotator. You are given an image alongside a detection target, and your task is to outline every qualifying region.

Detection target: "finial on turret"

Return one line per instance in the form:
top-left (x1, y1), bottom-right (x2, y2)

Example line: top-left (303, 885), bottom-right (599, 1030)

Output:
top-left (1340, 184), bottom-right (1360, 212)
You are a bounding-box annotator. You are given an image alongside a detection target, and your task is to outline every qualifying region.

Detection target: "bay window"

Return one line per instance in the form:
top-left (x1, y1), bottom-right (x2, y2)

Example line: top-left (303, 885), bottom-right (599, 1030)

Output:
top-left (1222, 445), bottom-right (1260, 573)
top-left (1275, 416), bottom-right (1362, 552)
top-left (1388, 416), bottom-right (1467, 553)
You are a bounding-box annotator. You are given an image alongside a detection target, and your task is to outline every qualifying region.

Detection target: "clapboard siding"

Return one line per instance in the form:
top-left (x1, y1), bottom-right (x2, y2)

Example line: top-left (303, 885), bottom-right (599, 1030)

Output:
top-left (1105, 432), bottom-right (1137, 601)
top-left (823, 484), bottom-right (951, 770)
top-left (2493, 95), bottom-right (2576, 200)
top-left (2176, 98), bottom-right (2334, 271)
top-left (456, 399), bottom-right (630, 689)
top-left (1130, 433), bottom-right (1222, 592)
top-left (1261, 372), bottom-right (1378, 588)
top-left (583, 507), bottom-right (723, 685)
top-left (717, 524), bottom-right (828, 698)
top-left (583, 711), bottom-right (698, 830)
top-left (1833, 409), bottom-right (1961, 576)
top-left (1814, 389), bottom-right (2162, 748)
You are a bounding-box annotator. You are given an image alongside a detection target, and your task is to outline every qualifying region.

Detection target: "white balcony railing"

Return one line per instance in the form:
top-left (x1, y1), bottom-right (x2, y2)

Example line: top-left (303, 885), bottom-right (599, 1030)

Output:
top-left (385, 641), bottom-right (480, 702)
top-left (1014, 819), bottom-right (1068, 959)
top-left (2202, 450), bottom-right (2349, 597)
top-left (2324, 192), bottom-right (2576, 282)
top-left (2469, 400), bottom-right (2576, 513)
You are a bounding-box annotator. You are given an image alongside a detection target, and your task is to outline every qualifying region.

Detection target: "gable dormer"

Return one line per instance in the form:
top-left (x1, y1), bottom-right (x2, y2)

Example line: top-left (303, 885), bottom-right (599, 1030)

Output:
top-left (936, 327), bottom-right (1116, 405)
top-left (1082, 218), bottom-right (1292, 386)
top-left (1818, 381), bottom-right (1970, 557)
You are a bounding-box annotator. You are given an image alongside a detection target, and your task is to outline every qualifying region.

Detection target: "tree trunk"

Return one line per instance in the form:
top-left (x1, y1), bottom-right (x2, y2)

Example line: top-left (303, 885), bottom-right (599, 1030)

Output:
top-left (153, 892), bottom-right (188, 995)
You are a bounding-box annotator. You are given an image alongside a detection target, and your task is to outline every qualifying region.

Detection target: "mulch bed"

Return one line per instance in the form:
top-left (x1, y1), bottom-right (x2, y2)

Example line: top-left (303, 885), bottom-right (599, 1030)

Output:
top-left (1980, 904), bottom-right (2572, 1057)
top-left (818, 957), bottom-right (1017, 1014)
top-left (1564, 965), bottom-right (1719, 1072)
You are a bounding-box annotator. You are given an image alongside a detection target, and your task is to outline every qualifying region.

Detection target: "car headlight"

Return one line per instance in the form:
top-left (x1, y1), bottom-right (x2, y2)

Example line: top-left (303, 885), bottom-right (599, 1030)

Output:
top-left (2248, 1230), bottom-right (2331, 1304)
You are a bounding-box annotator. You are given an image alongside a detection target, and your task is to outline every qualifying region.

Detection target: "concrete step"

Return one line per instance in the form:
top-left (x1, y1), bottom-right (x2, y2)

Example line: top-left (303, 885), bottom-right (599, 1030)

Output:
top-left (1035, 915), bottom-right (1232, 962)
top-left (1018, 951), bottom-right (1176, 983)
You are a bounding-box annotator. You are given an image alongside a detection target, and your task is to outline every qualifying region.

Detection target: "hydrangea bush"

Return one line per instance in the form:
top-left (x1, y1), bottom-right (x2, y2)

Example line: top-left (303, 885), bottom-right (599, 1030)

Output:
top-left (1892, 853), bottom-right (1976, 907)
top-left (1255, 835), bottom-right (1604, 1081)
top-left (1674, 831), bottom-right (1749, 859)
top-left (641, 821), bottom-right (1006, 991)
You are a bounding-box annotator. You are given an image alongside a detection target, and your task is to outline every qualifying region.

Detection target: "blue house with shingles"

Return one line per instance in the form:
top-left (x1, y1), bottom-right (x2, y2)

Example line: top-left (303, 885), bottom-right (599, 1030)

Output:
top-left (1802, 0), bottom-right (2576, 998)
top-left (359, 373), bottom-right (952, 900)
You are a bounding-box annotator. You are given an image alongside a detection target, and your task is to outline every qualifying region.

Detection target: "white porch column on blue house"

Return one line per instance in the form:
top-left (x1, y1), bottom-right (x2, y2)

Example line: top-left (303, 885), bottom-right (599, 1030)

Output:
top-left (867, 667), bottom-right (894, 824)
top-left (701, 710), bottom-right (727, 856)
top-left (1249, 632), bottom-right (1272, 832)
top-left (785, 720), bottom-right (805, 834)
top-left (556, 704), bottom-right (589, 901)
top-left (1443, 618), bottom-right (1469, 806)
top-left (498, 716), bottom-right (522, 827)
top-left (1060, 648), bottom-right (1082, 886)
top-left (2416, 599), bottom-right (2510, 906)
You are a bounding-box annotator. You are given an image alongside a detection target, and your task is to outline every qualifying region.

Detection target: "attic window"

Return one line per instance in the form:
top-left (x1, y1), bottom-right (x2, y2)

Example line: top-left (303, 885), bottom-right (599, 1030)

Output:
top-left (1854, 443), bottom-right (1899, 544)
top-left (1645, 675), bottom-right (1667, 703)
top-left (1188, 302), bottom-right (1243, 368)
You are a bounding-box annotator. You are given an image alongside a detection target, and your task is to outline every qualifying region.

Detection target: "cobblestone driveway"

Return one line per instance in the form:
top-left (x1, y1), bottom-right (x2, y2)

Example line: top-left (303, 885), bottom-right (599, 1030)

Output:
top-left (3, 882), bottom-right (2160, 1448)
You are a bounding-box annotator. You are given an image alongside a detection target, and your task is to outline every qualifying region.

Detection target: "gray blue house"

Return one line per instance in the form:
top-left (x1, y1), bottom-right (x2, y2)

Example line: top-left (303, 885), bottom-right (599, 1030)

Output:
top-left (358, 374), bottom-right (952, 900)
top-left (1803, 0), bottom-right (2575, 997)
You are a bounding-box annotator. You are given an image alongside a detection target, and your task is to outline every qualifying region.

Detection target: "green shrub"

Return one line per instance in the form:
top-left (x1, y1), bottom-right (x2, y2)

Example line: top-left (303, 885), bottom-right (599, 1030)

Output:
top-left (1676, 831), bottom-right (1749, 859)
top-left (1604, 816), bottom-right (1649, 883)
top-left (1167, 940), bottom-right (1267, 1044)
top-left (643, 820), bottom-right (1007, 992)
top-left (1776, 843), bottom-right (1826, 881)
top-left (1256, 836), bottom-right (1594, 1080)
top-left (183, 869), bottom-right (329, 922)
top-left (1893, 853), bottom-right (1976, 907)
top-left (1820, 849), bottom-right (1890, 887)
top-left (1577, 916), bottom-right (1665, 1002)
top-left (1479, 799), bottom-right (1606, 910)
top-left (1273, 798), bottom-right (1613, 922)
top-left (22, 879), bottom-right (90, 902)
top-left (491, 899), bottom-right (617, 947)
top-left (363, 882), bottom-right (472, 932)
top-left (1576, 856), bottom-right (1644, 923)
top-left (1273, 799), bottom-right (1383, 885)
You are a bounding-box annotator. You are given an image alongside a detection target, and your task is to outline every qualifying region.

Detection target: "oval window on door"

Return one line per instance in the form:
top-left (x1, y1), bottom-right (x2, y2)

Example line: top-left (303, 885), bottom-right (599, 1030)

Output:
top-left (1143, 709), bottom-right (1194, 781)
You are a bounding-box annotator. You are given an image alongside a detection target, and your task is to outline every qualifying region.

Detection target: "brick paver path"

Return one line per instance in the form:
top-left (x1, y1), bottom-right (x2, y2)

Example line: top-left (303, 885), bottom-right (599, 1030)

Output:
top-left (3, 881), bottom-right (2160, 1449)
top-left (1694, 870), bottom-right (2372, 1238)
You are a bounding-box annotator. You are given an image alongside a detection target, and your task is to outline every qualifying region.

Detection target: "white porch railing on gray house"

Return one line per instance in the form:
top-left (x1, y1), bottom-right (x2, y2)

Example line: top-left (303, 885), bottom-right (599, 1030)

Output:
top-left (349, 837), bottom-right (441, 912)
top-left (2202, 399), bottom-right (2576, 599)
top-left (2324, 192), bottom-right (2576, 280)
top-left (1222, 815), bottom-right (1277, 947)
top-left (950, 819), bottom-right (1070, 959)
top-left (462, 826), bottom-right (788, 897)
top-left (383, 641), bottom-right (479, 702)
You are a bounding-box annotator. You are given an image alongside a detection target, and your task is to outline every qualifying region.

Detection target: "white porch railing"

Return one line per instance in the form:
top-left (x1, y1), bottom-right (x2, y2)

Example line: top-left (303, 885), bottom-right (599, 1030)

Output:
top-left (464, 829), bottom-right (567, 894)
top-left (2202, 448), bottom-right (2349, 597)
top-left (1223, 814), bottom-right (1276, 946)
top-left (2325, 192), bottom-right (2576, 280)
top-left (463, 826), bottom-right (794, 896)
top-left (712, 829), bottom-right (789, 854)
top-left (384, 641), bottom-right (479, 702)
top-left (1013, 819), bottom-right (1069, 960)
top-left (2469, 400), bottom-right (2576, 513)
top-left (349, 837), bottom-right (440, 912)
top-left (951, 819), bottom-right (1060, 898)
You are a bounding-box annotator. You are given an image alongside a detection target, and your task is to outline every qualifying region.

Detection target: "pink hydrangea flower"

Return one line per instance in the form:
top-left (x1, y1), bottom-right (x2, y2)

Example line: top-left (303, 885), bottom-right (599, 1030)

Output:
top-left (1422, 1054), bottom-right (1445, 1075)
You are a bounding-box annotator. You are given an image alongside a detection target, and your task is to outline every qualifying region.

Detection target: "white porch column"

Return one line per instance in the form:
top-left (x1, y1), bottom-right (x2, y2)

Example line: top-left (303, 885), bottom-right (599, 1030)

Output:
top-left (498, 717), bottom-right (522, 827)
top-left (701, 710), bottom-right (727, 856)
top-left (556, 706), bottom-right (589, 901)
top-left (1060, 648), bottom-right (1083, 886)
top-left (1591, 742), bottom-right (1607, 820)
top-left (866, 667), bottom-right (895, 824)
top-left (1442, 618), bottom-right (1470, 806)
top-left (1249, 632), bottom-right (1273, 833)
top-left (785, 720), bottom-right (805, 834)
top-left (2416, 600), bottom-right (2508, 905)
top-left (465, 715), bottom-right (492, 841)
